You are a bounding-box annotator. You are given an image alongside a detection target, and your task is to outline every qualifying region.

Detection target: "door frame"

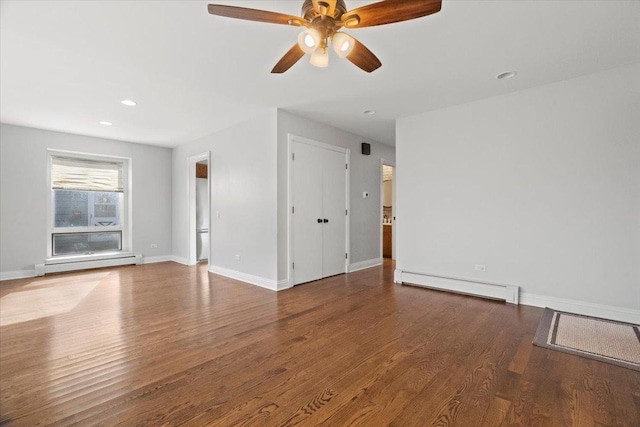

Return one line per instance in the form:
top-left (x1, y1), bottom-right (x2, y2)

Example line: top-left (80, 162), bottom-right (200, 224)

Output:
top-left (187, 152), bottom-right (211, 266)
top-left (287, 134), bottom-right (350, 286)
top-left (380, 159), bottom-right (396, 260)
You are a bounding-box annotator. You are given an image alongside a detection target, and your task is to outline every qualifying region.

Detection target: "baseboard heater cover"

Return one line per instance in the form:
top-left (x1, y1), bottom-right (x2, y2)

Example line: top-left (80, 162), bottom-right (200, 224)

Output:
top-left (35, 254), bottom-right (142, 276)
top-left (395, 269), bottom-right (519, 304)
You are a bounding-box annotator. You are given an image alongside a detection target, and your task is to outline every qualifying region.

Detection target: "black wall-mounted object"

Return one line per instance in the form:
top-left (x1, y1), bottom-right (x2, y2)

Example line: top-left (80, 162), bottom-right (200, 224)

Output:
top-left (361, 142), bottom-right (371, 155)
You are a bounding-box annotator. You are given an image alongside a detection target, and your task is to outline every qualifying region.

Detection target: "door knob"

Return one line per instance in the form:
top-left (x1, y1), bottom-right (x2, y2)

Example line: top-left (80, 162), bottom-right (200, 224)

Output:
top-left (323, 218), bottom-right (329, 223)
top-left (317, 218), bottom-right (323, 223)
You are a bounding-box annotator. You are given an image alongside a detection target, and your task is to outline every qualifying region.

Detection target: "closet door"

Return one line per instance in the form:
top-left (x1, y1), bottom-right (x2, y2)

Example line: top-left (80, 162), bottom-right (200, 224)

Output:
top-left (291, 139), bottom-right (348, 285)
top-left (292, 141), bottom-right (323, 285)
top-left (321, 148), bottom-right (347, 277)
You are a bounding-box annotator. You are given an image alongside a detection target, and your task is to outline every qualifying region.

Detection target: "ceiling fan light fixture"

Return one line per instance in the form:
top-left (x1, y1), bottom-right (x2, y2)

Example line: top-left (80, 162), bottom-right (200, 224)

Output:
top-left (310, 48), bottom-right (329, 68)
top-left (332, 32), bottom-right (355, 58)
top-left (297, 28), bottom-right (321, 54)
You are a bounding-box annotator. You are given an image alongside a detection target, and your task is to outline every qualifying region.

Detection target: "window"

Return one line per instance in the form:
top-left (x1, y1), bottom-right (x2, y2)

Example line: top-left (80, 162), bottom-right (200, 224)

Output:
top-left (48, 152), bottom-right (130, 259)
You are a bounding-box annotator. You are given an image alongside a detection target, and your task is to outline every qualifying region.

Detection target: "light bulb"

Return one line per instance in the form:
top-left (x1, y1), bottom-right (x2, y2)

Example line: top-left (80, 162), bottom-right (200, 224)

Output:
top-left (310, 48), bottom-right (329, 68)
top-left (332, 32), bottom-right (355, 58)
top-left (297, 29), bottom-right (321, 54)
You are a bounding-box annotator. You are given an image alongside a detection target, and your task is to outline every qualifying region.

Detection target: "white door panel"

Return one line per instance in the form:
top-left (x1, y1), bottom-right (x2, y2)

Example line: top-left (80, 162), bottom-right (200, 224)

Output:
top-left (292, 141), bottom-right (324, 285)
top-left (322, 148), bottom-right (347, 277)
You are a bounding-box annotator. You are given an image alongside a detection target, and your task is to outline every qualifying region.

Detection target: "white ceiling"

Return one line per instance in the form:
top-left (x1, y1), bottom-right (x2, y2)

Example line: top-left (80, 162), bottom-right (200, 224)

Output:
top-left (1, 1), bottom-right (639, 147)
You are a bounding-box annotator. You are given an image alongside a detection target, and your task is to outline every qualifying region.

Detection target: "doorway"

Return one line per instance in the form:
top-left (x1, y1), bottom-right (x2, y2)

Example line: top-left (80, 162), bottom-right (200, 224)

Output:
top-left (288, 134), bottom-right (350, 286)
top-left (188, 152), bottom-right (210, 266)
top-left (381, 161), bottom-right (395, 259)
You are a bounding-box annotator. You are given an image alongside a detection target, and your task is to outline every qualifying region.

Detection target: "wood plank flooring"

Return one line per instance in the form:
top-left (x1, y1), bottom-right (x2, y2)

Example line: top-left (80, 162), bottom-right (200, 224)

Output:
top-left (1, 260), bottom-right (638, 426)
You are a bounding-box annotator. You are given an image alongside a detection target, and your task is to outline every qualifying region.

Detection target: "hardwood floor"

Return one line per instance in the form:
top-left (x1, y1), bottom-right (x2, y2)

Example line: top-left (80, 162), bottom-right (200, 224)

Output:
top-left (1, 260), bottom-right (638, 426)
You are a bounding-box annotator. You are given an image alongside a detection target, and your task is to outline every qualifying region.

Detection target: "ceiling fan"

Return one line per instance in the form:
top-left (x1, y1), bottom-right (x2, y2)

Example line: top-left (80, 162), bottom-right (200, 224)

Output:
top-left (207, 0), bottom-right (442, 73)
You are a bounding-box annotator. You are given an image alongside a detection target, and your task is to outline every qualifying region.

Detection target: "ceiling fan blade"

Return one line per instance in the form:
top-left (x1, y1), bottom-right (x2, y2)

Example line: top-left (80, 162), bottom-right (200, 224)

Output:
top-left (346, 37), bottom-right (382, 73)
top-left (208, 4), bottom-right (304, 25)
top-left (271, 44), bottom-right (306, 74)
top-left (342, 0), bottom-right (441, 28)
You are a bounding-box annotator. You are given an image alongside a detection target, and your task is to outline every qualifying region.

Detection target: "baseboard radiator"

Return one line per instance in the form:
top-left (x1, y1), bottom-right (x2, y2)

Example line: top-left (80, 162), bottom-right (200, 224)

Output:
top-left (394, 269), bottom-right (519, 304)
top-left (35, 254), bottom-right (142, 276)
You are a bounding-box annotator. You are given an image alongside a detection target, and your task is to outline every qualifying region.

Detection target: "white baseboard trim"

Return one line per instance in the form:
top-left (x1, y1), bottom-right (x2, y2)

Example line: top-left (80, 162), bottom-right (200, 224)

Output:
top-left (35, 254), bottom-right (142, 276)
top-left (0, 269), bottom-right (36, 281)
top-left (396, 269), bottom-right (519, 304)
top-left (520, 292), bottom-right (640, 325)
top-left (142, 255), bottom-right (174, 264)
top-left (208, 265), bottom-right (277, 291)
top-left (277, 279), bottom-right (292, 291)
top-left (170, 256), bottom-right (190, 266)
top-left (348, 258), bottom-right (382, 273)
top-left (394, 268), bottom-right (402, 284)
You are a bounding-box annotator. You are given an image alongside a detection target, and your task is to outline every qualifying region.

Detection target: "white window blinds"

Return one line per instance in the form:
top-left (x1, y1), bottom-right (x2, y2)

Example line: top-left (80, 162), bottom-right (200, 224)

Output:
top-left (51, 156), bottom-right (124, 192)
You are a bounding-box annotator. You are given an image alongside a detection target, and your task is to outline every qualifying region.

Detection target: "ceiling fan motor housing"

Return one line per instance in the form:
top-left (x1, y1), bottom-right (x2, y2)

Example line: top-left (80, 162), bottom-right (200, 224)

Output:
top-left (302, 0), bottom-right (348, 21)
top-left (302, 0), bottom-right (350, 48)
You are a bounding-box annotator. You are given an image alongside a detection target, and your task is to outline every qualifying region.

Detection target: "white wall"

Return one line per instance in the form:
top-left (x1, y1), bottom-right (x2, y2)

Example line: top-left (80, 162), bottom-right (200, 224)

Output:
top-left (0, 124), bottom-right (173, 276)
top-left (277, 110), bottom-right (396, 281)
top-left (172, 111), bottom-right (278, 282)
top-left (397, 63), bottom-right (640, 313)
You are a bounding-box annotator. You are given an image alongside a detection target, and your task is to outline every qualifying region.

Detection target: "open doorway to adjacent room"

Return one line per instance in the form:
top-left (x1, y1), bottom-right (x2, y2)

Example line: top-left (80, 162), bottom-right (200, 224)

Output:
top-left (188, 152), bottom-right (210, 265)
top-left (381, 162), bottom-right (395, 260)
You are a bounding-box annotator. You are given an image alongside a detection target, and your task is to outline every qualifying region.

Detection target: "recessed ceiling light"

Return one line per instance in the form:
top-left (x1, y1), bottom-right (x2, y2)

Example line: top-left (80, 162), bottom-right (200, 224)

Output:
top-left (496, 71), bottom-right (517, 80)
top-left (121, 99), bottom-right (137, 106)
top-left (99, 121), bottom-right (113, 126)
top-left (363, 110), bottom-right (376, 115)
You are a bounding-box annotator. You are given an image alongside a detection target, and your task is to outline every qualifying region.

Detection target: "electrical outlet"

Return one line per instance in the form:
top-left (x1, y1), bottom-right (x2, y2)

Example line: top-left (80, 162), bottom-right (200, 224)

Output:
top-left (363, 192), bottom-right (369, 198)
top-left (235, 254), bottom-right (241, 261)
top-left (150, 243), bottom-right (158, 249)
top-left (475, 264), bottom-right (486, 272)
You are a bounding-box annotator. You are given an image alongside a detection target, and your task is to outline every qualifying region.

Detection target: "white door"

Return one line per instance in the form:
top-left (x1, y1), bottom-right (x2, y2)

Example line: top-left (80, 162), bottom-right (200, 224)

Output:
top-left (293, 141), bottom-right (324, 285)
top-left (322, 148), bottom-right (347, 277)
top-left (292, 140), bottom-right (347, 285)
